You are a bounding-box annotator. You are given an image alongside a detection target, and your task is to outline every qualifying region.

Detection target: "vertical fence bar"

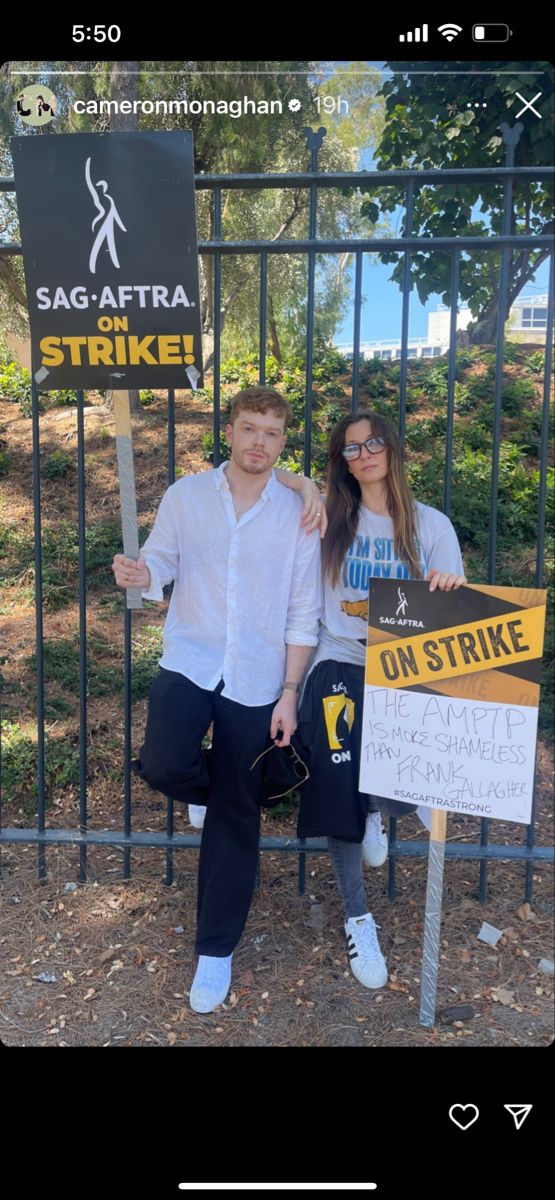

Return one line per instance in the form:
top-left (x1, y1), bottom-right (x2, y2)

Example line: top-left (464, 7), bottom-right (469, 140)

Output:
top-left (444, 251), bottom-right (460, 517)
top-left (165, 386), bottom-right (176, 885)
top-left (352, 250), bottom-right (363, 411)
top-left (399, 179), bottom-right (415, 441)
top-left (165, 797), bottom-right (174, 888)
top-left (387, 816), bottom-right (397, 900)
top-left (298, 835), bottom-right (306, 896)
top-left (31, 381), bottom-right (46, 880)
top-left (481, 134), bottom-right (519, 903)
top-left (123, 605), bottom-right (132, 879)
top-left (297, 129), bottom-right (325, 890)
top-left (213, 185), bottom-right (222, 467)
top-left (303, 129), bottom-right (325, 476)
top-left (526, 252), bottom-right (554, 902)
top-left (257, 252), bottom-right (269, 892)
top-left (259, 252), bottom-right (268, 385)
top-left (488, 244), bottom-right (514, 571)
top-left (168, 388), bottom-right (176, 485)
top-left (534, 252), bottom-right (554, 585)
top-left (76, 391), bottom-right (88, 881)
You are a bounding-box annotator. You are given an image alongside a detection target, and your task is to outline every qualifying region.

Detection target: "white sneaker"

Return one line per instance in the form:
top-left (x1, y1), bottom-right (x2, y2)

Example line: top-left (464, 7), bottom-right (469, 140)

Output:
top-left (189, 953), bottom-right (232, 1013)
top-left (362, 811), bottom-right (388, 867)
top-left (344, 913), bottom-right (388, 989)
top-left (188, 804), bottom-right (206, 830)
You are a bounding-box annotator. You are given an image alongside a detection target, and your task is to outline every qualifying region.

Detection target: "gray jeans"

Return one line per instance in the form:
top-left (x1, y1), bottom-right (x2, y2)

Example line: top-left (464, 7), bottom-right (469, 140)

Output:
top-left (327, 835), bottom-right (368, 919)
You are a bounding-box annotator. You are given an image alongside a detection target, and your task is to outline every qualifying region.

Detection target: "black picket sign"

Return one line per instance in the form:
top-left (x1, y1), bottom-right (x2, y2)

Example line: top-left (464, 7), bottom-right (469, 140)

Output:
top-left (12, 130), bottom-right (203, 389)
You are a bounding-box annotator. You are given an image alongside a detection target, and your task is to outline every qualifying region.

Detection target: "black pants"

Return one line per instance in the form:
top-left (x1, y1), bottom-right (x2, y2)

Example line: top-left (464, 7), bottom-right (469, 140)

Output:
top-left (296, 659), bottom-right (418, 841)
top-left (133, 668), bottom-right (275, 956)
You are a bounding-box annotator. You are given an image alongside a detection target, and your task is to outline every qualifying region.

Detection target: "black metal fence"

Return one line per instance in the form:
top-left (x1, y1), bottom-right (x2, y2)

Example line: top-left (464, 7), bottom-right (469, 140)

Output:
top-left (1, 125), bottom-right (553, 900)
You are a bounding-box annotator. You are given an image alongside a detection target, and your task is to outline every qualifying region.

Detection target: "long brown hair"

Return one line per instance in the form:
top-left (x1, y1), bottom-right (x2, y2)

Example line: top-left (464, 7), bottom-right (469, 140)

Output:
top-left (322, 411), bottom-right (422, 587)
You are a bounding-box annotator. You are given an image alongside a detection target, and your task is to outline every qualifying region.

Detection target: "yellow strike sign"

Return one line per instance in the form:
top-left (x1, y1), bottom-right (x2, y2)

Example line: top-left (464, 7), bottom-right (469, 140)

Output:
top-left (38, 316), bottom-right (196, 369)
top-left (365, 605), bottom-right (546, 690)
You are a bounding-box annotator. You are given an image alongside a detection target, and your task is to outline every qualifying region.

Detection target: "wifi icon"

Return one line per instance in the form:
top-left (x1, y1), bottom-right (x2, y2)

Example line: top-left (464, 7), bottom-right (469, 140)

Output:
top-left (438, 23), bottom-right (463, 41)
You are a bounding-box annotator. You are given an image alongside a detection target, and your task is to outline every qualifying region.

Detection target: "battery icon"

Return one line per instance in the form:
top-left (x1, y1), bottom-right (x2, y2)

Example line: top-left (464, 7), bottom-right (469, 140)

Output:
top-left (473, 23), bottom-right (512, 41)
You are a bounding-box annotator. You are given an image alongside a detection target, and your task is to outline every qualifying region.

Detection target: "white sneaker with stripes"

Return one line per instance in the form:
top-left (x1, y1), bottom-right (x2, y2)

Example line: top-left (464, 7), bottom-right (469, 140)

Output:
top-left (345, 912), bottom-right (388, 988)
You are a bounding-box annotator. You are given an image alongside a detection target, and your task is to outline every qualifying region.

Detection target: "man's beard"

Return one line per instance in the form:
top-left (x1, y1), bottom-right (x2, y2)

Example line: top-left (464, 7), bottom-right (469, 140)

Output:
top-left (239, 456), bottom-right (269, 474)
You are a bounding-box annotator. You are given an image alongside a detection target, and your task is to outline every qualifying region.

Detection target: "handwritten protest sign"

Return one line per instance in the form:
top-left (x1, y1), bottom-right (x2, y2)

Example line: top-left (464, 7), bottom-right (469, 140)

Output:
top-left (360, 580), bottom-right (546, 824)
top-left (360, 579), bottom-right (547, 1025)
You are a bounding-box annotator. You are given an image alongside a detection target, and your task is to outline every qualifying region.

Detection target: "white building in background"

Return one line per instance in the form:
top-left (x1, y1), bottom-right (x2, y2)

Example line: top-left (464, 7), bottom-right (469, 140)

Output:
top-left (336, 295), bottom-right (550, 361)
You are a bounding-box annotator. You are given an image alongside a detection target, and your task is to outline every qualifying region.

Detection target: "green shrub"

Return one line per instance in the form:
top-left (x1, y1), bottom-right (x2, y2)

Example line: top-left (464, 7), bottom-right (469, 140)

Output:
top-left (503, 342), bottom-right (525, 365)
top-left (312, 343), bottom-right (349, 380)
top-left (466, 373), bottom-right (495, 405)
top-left (525, 350), bottom-right (547, 374)
top-left (453, 382), bottom-right (473, 413)
top-left (196, 386), bottom-right (214, 406)
top-left (0, 361), bottom-right (33, 405)
top-left (27, 634), bottom-right (118, 700)
top-left (42, 450), bottom-right (75, 479)
top-left (0, 449), bottom-right (12, 477)
top-left (201, 431), bottom-right (229, 463)
top-left (455, 351), bottom-right (474, 372)
top-left (313, 401), bottom-right (344, 433)
top-left (0, 719), bottom-right (80, 811)
top-left (139, 389), bottom-right (157, 407)
top-left (405, 419), bottom-right (435, 450)
top-left (0, 519), bottom-right (144, 610)
top-left (454, 419), bottom-right (491, 453)
top-left (420, 364), bottom-right (449, 400)
top-left (502, 377), bottom-right (538, 415)
top-left (418, 442), bottom-right (542, 548)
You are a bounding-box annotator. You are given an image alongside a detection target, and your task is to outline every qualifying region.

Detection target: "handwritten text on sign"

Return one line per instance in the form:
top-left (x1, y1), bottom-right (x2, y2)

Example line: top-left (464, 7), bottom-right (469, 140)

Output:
top-left (359, 688), bottom-right (537, 824)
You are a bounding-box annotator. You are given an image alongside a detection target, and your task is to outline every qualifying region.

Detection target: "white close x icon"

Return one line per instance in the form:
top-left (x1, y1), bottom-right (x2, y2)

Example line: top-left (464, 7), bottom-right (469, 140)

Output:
top-left (515, 92), bottom-right (542, 118)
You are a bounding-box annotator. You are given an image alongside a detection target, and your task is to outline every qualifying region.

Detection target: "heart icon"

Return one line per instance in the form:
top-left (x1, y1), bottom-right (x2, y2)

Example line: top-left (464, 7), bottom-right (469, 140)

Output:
top-left (449, 1104), bottom-right (480, 1130)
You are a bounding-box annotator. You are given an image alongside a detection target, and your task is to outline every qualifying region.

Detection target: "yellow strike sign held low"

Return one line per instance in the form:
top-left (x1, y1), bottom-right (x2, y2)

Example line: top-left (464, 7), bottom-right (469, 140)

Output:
top-left (365, 605), bottom-right (545, 689)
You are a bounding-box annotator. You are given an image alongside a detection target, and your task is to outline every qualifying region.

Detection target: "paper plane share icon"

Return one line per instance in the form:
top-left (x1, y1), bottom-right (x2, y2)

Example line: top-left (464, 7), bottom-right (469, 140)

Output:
top-left (504, 1104), bottom-right (533, 1130)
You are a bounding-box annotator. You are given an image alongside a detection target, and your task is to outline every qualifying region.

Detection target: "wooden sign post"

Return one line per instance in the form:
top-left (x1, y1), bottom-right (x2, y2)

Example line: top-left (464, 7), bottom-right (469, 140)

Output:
top-left (113, 391), bottom-right (142, 610)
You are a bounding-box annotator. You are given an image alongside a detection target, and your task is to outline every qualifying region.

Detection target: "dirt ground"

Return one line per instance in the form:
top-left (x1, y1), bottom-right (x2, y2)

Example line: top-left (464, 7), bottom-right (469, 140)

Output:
top-left (1, 388), bottom-right (554, 1047)
top-left (1, 769), bottom-right (553, 1048)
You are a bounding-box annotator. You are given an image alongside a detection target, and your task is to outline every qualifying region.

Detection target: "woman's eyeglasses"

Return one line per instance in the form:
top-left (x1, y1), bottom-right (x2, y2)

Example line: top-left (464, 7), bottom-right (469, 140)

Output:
top-left (250, 740), bottom-right (310, 800)
top-left (341, 435), bottom-right (386, 461)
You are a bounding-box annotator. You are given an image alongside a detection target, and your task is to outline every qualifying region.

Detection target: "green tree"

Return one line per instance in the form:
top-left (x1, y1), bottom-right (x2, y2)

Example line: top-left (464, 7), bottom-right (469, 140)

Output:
top-left (363, 61), bottom-right (554, 343)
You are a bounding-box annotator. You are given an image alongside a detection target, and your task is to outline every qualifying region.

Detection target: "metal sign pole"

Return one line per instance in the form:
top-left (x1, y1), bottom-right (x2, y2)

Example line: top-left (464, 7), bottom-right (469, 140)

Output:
top-left (419, 808), bottom-right (448, 1027)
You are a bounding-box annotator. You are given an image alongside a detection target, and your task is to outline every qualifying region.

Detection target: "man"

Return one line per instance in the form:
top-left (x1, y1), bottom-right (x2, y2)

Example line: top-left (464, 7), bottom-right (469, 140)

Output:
top-left (112, 387), bottom-right (323, 1013)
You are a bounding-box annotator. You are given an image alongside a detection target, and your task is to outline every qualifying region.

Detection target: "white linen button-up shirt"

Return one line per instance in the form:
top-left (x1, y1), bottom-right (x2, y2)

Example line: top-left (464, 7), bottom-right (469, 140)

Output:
top-left (140, 463), bottom-right (323, 706)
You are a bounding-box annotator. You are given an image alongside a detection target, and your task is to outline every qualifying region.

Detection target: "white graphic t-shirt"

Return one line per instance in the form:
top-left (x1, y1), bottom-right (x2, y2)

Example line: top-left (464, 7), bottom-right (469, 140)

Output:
top-left (324, 500), bottom-right (464, 641)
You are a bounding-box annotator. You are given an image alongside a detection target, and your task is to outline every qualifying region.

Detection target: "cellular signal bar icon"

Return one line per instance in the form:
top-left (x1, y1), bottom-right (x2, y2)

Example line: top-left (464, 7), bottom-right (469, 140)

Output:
top-left (399, 24), bottom-right (428, 42)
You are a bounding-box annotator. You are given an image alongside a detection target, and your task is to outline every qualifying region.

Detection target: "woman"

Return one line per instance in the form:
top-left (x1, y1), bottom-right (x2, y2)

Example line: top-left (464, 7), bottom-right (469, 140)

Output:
top-left (294, 411), bottom-right (465, 990)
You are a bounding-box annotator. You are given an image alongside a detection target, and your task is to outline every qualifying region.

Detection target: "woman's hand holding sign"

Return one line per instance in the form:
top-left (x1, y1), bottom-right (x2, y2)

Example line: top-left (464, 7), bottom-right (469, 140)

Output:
top-left (112, 553), bottom-right (151, 590)
top-left (427, 568), bottom-right (466, 592)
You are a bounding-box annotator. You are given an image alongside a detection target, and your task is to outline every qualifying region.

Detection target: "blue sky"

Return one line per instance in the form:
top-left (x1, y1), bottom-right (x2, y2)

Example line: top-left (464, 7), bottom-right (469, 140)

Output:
top-left (333, 258), bottom-right (549, 348)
